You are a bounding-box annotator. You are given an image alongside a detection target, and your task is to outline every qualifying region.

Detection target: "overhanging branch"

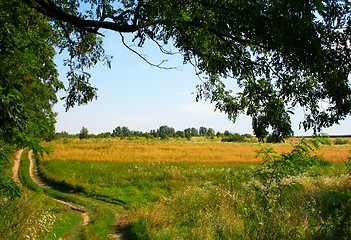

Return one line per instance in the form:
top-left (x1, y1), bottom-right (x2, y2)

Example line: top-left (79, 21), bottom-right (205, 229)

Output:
top-left (22, 0), bottom-right (160, 33)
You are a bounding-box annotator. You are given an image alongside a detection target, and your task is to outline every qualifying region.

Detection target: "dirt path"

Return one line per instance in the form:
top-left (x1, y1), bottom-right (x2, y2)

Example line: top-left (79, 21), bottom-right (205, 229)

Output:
top-left (28, 150), bottom-right (91, 226)
top-left (12, 149), bottom-right (23, 183)
top-left (13, 150), bottom-right (125, 239)
top-left (12, 150), bottom-right (90, 226)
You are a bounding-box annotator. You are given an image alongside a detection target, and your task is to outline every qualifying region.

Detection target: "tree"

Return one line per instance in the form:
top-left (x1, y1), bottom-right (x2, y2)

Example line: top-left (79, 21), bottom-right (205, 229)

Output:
top-left (157, 125), bottom-right (175, 137)
top-left (207, 128), bottom-right (215, 136)
top-left (150, 129), bottom-right (158, 138)
top-left (121, 126), bottom-right (131, 137)
top-left (79, 127), bottom-right (89, 139)
top-left (1, 0), bottom-right (62, 149)
top-left (22, 0), bottom-right (351, 139)
top-left (199, 126), bottom-right (208, 136)
top-left (184, 127), bottom-right (198, 136)
top-left (112, 126), bottom-right (122, 137)
top-left (176, 130), bottom-right (186, 138)
top-left (1, 0), bottom-right (62, 198)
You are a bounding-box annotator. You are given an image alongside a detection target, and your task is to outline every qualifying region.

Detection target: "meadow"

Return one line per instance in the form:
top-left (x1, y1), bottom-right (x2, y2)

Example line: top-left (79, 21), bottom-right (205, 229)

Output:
top-left (35, 137), bottom-right (351, 239)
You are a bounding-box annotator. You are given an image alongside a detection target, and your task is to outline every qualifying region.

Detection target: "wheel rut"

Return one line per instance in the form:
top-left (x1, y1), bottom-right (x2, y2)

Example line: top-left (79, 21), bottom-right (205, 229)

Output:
top-left (13, 149), bottom-right (125, 239)
top-left (30, 150), bottom-right (91, 225)
top-left (13, 150), bottom-right (90, 225)
top-left (12, 149), bottom-right (23, 184)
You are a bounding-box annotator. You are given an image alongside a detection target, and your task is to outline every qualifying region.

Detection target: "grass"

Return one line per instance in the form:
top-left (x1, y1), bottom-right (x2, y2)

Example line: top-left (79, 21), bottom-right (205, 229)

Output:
top-left (42, 138), bottom-right (351, 163)
top-left (0, 150), bottom-right (83, 239)
top-left (17, 149), bottom-right (125, 239)
top-left (0, 189), bottom-right (75, 240)
top-left (38, 160), bottom-right (254, 205)
top-left (35, 137), bottom-right (351, 239)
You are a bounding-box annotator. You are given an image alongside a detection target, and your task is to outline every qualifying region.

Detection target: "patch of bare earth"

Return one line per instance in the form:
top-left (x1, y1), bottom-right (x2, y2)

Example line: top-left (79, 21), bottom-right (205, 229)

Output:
top-left (12, 149), bottom-right (23, 183)
top-left (27, 150), bottom-right (91, 225)
top-left (13, 150), bottom-right (127, 238)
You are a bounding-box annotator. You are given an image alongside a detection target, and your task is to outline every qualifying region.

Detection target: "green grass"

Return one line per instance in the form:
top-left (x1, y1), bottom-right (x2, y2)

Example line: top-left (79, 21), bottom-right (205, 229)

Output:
top-left (37, 159), bottom-right (255, 206)
top-left (0, 183), bottom-right (84, 240)
top-left (36, 148), bottom-right (351, 239)
top-left (46, 211), bottom-right (83, 239)
top-left (17, 150), bottom-right (125, 239)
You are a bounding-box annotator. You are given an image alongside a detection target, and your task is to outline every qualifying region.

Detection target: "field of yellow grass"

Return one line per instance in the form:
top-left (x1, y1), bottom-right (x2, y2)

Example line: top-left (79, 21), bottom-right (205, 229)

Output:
top-left (36, 137), bottom-right (351, 239)
top-left (41, 138), bottom-right (351, 163)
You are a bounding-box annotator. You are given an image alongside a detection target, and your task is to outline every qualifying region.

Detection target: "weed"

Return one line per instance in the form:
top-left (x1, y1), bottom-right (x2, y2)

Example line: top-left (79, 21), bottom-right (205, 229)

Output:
top-left (33, 138), bottom-right (351, 239)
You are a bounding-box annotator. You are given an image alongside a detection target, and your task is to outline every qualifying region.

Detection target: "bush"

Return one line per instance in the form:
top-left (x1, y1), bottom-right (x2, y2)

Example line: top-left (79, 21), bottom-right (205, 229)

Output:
top-left (221, 133), bottom-right (246, 142)
top-left (266, 134), bottom-right (285, 143)
top-left (79, 127), bottom-right (89, 139)
top-left (160, 133), bottom-right (169, 140)
top-left (335, 138), bottom-right (349, 145)
top-left (0, 144), bottom-right (21, 199)
top-left (345, 152), bottom-right (351, 175)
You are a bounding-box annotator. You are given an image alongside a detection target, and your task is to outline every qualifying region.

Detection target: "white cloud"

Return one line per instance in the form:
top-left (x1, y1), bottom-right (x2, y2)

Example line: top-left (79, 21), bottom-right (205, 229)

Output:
top-left (180, 102), bottom-right (220, 116)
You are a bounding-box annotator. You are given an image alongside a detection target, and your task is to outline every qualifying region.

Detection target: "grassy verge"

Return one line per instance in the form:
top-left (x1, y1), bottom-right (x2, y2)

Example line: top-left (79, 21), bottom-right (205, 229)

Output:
top-left (0, 149), bottom-right (83, 239)
top-left (37, 159), bottom-right (255, 206)
top-left (18, 149), bottom-right (122, 239)
top-left (37, 139), bottom-right (351, 239)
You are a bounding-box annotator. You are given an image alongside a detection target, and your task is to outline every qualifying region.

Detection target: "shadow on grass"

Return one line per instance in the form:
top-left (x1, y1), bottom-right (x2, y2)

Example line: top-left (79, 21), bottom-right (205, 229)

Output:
top-left (120, 218), bottom-right (150, 240)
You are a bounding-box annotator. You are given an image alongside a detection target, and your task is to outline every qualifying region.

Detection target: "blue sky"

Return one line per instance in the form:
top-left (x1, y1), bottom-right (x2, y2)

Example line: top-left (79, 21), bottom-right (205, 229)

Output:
top-left (53, 31), bottom-right (351, 136)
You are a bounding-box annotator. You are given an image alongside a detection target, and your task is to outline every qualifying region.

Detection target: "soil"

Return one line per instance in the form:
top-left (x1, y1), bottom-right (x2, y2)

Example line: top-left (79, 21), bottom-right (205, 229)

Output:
top-left (12, 149), bottom-right (23, 183)
top-left (12, 150), bottom-right (124, 239)
top-left (13, 150), bottom-right (90, 225)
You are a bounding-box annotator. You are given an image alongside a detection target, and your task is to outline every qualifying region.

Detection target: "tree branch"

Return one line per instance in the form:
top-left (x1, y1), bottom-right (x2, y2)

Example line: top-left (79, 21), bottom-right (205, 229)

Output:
top-left (22, 0), bottom-right (148, 33)
top-left (120, 33), bottom-right (179, 70)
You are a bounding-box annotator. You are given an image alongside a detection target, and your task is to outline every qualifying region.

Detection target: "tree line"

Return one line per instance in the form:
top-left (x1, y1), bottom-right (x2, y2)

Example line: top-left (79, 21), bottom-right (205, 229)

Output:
top-left (55, 125), bottom-right (254, 141)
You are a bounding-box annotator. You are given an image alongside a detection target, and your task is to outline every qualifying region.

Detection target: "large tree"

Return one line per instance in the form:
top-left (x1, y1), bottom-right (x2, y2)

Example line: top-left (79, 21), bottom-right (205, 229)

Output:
top-left (22, 0), bottom-right (351, 140)
top-left (0, 0), bottom-right (64, 197)
top-left (0, 0), bottom-right (62, 150)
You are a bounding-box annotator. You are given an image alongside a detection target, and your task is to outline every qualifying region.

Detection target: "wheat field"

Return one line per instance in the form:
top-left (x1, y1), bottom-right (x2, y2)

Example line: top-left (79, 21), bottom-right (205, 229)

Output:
top-left (41, 138), bottom-right (350, 163)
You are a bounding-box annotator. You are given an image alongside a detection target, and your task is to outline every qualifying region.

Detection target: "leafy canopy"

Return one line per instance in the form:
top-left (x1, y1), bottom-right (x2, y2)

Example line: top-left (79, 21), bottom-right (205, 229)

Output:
top-left (0, 0), bottom-right (64, 197)
top-left (0, 0), bottom-right (64, 151)
top-left (23, 0), bottom-right (351, 140)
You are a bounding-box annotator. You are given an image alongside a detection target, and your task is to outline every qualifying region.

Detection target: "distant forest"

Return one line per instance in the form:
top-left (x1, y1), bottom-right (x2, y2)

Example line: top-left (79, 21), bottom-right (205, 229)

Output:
top-left (55, 126), bottom-right (351, 144)
top-left (55, 125), bottom-right (255, 142)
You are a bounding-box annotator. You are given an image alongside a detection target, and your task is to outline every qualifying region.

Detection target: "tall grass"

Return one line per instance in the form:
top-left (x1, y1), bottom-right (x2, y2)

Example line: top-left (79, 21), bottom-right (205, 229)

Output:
top-left (17, 149), bottom-right (124, 239)
top-left (36, 138), bottom-right (351, 239)
top-left (42, 138), bottom-right (350, 163)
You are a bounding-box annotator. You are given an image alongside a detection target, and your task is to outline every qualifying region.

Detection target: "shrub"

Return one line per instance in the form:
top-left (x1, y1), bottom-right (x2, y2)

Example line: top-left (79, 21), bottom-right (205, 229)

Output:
top-left (345, 152), bottom-right (351, 175)
top-left (0, 144), bottom-right (21, 199)
top-left (254, 137), bottom-right (330, 189)
top-left (160, 133), bottom-right (169, 140)
top-left (79, 127), bottom-right (89, 139)
top-left (335, 138), bottom-right (349, 145)
top-left (221, 133), bottom-right (246, 142)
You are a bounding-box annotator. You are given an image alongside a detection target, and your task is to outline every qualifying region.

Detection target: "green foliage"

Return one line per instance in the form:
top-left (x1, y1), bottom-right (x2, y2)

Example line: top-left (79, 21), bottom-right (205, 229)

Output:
top-left (159, 133), bottom-right (170, 140)
top-left (184, 127), bottom-right (198, 136)
top-left (112, 126), bottom-right (131, 137)
top-left (255, 137), bottom-right (330, 189)
top-left (0, 143), bottom-right (21, 199)
top-left (110, 125), bottom-right (222, 139)
top-left (0, 177), bottom-right (21, 200)
top-left (199, 126), bottom-right (215, 137)
top-left (79, 127), bottom-right (89, 139)
top-left (0, 0), bottom-right (60, 155)
top-left (335, 138), bottom-right (349, 145)
top-left (24, 0), bottom-right (351, 139)
top-left (240, 137), bottom-right (351, 239)
top-left (157, 125), bottom-right (175, 137)
top-left (221, 133), bottom-right (246, 143)
top-left (345, 152), bottom-right (351, 175)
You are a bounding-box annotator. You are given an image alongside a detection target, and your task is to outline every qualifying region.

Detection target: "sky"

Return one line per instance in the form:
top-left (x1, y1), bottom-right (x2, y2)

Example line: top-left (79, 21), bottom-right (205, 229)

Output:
top-left (53, 30), bottom-right (351, 136)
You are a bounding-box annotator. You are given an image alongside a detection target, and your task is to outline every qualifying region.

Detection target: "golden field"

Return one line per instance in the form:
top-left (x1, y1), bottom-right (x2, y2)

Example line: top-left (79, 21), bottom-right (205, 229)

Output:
top-left (41, 138), bottom-right (351, 163)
